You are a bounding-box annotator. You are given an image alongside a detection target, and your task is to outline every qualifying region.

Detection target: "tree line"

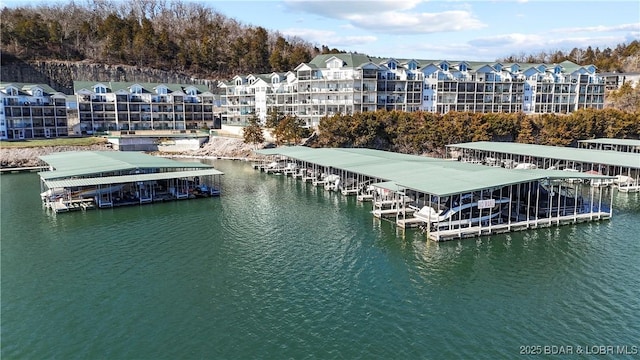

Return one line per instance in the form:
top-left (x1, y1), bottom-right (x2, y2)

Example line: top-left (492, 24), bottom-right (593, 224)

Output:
top-left (500, 41), bottom-right (640, 73)
top-left (0, 0), bottom-right (345, 79)
top-left (310, 108), bottom-right (640, 156)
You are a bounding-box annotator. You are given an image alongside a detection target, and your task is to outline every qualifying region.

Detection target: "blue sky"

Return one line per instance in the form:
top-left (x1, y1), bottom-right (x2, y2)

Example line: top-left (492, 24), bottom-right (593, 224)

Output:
top-left (3, 0), bottom-right (639, 61)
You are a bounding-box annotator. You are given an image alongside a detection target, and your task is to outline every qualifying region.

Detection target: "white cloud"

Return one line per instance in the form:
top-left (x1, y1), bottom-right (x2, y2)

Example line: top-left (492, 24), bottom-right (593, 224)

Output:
top-left (281, 28), bottom-right (377, 47)
top-left (283, 0), bottom-right (486, 34)
top-left (348, 10), bottom-right (486, 33)
top-left (470, 32), bottom-right (632, 52)
top-left (551, 23), bottom-right (640, 34)
top-left (283, 0), bottom-right (423, 19)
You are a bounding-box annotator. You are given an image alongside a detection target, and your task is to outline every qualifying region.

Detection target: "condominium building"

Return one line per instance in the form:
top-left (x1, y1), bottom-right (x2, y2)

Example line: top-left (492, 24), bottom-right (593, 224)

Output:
top-left (0, 83), bottom-right (68, 140)
top-left (220, 54), bottom-right (605, 127)
top-left (74, 81), bottom-right (219, 134)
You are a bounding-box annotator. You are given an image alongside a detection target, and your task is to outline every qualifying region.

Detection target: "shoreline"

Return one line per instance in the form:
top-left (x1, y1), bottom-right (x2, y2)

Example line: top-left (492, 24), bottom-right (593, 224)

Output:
top-left (0, 136), bottom-right (265, 169)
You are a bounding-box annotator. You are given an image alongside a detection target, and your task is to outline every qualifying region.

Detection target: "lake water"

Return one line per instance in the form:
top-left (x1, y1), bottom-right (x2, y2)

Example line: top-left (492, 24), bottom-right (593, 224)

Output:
top-left (2, 159), bottom-right (639, 359)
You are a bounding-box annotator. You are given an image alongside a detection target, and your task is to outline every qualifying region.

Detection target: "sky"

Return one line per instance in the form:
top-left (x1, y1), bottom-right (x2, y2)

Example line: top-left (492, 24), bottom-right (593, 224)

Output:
top-left (2, 0), bottom-right (639, 62)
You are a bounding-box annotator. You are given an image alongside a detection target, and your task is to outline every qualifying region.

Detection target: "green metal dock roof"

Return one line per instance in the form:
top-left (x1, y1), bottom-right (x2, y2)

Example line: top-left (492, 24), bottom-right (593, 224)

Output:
top-left (578, 138), bottom-right (640, 147)
top-left (257, 147), bottom-right (612, 196)
top-left (447, 141), bottom-right (640, 169)
top-left (43, 169), bottom-right (223, 189)
top-left (39, 151), bottom-right (212, 180)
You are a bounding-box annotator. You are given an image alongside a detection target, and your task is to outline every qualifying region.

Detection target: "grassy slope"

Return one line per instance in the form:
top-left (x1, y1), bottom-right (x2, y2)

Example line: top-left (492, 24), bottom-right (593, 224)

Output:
top-left (0, 137), bottom-right (108, 148)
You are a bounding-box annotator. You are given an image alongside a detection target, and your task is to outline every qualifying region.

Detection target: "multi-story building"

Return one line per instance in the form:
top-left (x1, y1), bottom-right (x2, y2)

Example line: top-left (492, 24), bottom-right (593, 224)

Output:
top-left (74, 81), bottom-right (219, 133)
top-left (0, 83), bottom-right (68, 140)
top-left (220, 54), bottom-right (605, 127)
top-left (219, 72), bottom-right (298, 126)
top-left (599, 72), bottom-right (640, 90)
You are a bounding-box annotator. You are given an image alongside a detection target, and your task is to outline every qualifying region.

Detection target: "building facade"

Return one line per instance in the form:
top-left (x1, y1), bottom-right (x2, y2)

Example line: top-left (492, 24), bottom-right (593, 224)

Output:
top-left (220, 54), bottom-right (606, 127)
top-left (0, 83), bottom-right (68, 140)
top-left (74, 81), bottom-right (219, 134)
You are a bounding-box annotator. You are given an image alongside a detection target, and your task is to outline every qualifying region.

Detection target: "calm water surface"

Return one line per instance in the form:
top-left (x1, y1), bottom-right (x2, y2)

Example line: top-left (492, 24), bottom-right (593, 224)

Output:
top-left (2, 159), bottom-right (639, 359)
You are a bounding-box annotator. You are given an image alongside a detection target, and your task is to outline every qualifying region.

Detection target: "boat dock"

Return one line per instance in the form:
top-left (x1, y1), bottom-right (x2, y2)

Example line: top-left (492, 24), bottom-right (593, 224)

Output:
top-left (47, 198), bottom-right (96, 213)
top-left (447, 141), bottom-right (640, 193)
top-left (578, 138), bottom-right (640, 153)
top-left (255, 146), bottom-right (614, 242)
top-left (38, 151), bottom-right (224, 214)
top-left (0, 165), bottom-right (49, 173)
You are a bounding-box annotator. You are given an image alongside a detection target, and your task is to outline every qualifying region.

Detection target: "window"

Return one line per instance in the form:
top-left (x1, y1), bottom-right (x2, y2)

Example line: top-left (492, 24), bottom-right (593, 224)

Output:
top-left (408, 62), bottom-right (417, 71)
top-left (441, 63), bottom-right (449, 71)
top-left (460, 64), bottom-right (467, 72)
top-left (389, 61), bottom-right (397, 70)
top-left (156, 86), bottom-right (167, 95)
top-left (33, 89), bottom-right (42, 97)
top-left (94, 85), bottom-right (106, 94)
top-left (131, 85), bottom-right (142, 94)
top-left (329, 59), bottom-right (342, 69)
top-left (186, 88), bottom-right (197, 96)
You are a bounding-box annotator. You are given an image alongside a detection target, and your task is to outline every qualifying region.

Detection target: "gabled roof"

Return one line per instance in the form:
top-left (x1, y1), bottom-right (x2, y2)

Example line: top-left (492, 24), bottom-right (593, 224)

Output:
top-left (0, 82), bottom-right (61, 95)
top-left (475, 64), bottom-right (497, 73)
top-left (308, 53), bottom-right (378, 69)
top-left (73, 81), bottom-right (211, 95)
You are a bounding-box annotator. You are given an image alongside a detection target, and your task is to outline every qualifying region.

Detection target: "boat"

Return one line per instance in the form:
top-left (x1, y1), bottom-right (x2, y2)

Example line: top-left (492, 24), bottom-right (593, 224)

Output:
top-left (615, 175), bottom-right (639, 192)
top-left (514, 163), bottom-right (537, 169)
top-left (413, 193), bottom-right (510, 231)
top-left (505, 180), bottom-right (584, 218)
top-left (40, 188), bottom-right (66, 200)
top-left (323, 174), bottom-right (341, 191)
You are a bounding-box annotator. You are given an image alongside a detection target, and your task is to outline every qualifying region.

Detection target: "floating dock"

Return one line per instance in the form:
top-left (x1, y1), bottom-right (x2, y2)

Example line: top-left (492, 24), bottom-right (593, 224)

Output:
top-left (38, 151), bottom-right (223, 213)
top-left (256, 146), bottom-right (614, 242)
top-left (447, 141), bottom-right (640, 193)
top-left (578, 138), bottom-right (640, 153)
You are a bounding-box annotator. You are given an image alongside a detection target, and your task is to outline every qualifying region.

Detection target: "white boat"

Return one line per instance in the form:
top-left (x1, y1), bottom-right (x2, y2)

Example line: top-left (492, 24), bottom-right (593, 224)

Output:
top-left (514, 163), bottom-right (537, 169)
top-left (40, 188), bottom-right (66, 200)
top-left (414, 194), bottom-right (510, 231)
top-left (323, 174), bottom-right (341, 191)
top-left (615, 175), bottom-right (639, 192)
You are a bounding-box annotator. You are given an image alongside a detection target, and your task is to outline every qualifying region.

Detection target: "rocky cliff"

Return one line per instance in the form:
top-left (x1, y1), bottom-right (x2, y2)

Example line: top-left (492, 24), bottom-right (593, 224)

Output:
top-left (0, 58), bottom-right (217, 94)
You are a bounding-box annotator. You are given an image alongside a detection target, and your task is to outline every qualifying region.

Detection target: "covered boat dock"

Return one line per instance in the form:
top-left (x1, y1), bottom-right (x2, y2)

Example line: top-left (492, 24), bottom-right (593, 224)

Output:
top-left (578, 138), bottom-right (640, 153)
top-left (39, 151), bottom-right (223, 213)
top-left (447, 141), bottom-right (640, 192)
top-left (256, 147), bottom-right (614, 241)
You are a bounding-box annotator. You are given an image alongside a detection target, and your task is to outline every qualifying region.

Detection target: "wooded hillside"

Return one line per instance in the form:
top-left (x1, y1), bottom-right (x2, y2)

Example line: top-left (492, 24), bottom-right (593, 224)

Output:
top-left (0, 0), bottom-right (344, 79)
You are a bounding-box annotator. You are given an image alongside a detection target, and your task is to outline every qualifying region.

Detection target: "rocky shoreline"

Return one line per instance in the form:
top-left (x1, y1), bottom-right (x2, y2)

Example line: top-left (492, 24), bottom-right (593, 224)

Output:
top-left (0, 136), bottom-right (266, 169)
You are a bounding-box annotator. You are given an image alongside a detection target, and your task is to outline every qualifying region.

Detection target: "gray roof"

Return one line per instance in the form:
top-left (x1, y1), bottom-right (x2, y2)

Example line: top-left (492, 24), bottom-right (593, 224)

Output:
top-left (447, 141), bottom-right (640, 169)
top-left (39, 151), bottom-right (213, 180)
top-left (256, 147), bottom-right (612, 196)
